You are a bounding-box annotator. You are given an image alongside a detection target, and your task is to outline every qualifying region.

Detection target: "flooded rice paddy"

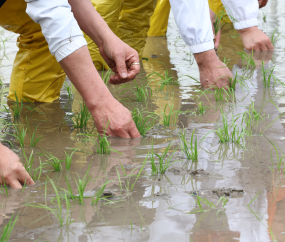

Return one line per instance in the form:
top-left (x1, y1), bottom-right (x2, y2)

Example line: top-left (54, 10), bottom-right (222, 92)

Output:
top-left (1, 2), bottom-right (285, 242)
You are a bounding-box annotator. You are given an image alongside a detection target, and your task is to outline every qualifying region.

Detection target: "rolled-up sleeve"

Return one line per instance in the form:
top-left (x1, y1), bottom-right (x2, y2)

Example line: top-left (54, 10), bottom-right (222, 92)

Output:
top-left (169, 0), bottom-right (214, 54)
top-left (25, 0), bottom-right (87, 62)
top-left (221, 0), bottom-right (259, 30)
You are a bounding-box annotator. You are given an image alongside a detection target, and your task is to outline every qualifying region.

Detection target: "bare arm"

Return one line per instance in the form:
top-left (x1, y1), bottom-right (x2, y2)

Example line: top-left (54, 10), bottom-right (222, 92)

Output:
top-left (68, 0), bottom-right (140, 84)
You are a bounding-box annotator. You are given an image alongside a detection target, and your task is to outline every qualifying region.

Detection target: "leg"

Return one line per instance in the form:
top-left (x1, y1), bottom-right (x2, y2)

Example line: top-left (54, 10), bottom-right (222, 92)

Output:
top-left (0, 0), bottom-right (66, 102)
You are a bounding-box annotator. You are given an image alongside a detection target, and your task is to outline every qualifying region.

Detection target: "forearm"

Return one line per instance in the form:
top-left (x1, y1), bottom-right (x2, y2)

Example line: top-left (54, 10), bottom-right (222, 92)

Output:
top-left (59, 46), bottom-right (112, 111)
top-left (68, 0), bottom-right (115, 48)
top-left (169, 0), bottom-right (214, 53)
top-left (221, 0), bottom-right (259, 30)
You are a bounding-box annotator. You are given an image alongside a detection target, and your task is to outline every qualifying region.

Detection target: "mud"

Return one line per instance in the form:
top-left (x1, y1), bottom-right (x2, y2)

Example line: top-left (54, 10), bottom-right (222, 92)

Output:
top-left (0, 1), bottom-right (285, 242)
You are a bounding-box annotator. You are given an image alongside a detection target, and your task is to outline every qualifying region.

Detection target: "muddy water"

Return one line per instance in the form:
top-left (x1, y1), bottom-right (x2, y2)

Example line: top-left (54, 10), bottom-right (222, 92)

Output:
top-left (1, 2), bottom-right (285, 242)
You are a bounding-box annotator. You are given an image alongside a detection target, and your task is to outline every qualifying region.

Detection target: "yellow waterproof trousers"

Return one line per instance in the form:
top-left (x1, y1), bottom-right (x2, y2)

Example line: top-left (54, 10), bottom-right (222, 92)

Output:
top-left (86, 0), bottom-right (157, 70)
top-left (0, 0), bottom-right (66, 102)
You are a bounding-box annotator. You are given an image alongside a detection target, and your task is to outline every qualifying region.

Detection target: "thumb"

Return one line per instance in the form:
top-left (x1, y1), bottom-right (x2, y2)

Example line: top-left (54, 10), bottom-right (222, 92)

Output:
top-left (114, 52), bottom-right (128, 79)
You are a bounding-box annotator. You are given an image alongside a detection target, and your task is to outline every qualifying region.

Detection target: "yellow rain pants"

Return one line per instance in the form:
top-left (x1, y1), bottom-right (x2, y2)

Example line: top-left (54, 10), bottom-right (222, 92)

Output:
top-left (147, 0), bottom-right (171, 37)
top-left (86, 0), bottom-right (157, 70)
top-left (0, 0), bottom-right (66, 103)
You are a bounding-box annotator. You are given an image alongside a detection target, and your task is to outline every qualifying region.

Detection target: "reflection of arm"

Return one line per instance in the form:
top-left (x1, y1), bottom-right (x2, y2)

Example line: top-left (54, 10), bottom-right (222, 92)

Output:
top-left (25, 0), bottom-right (87, 62)
top-left (169, 0), bottom-right (214, 53)
top-left (221, 0), bottom-right (259, 30)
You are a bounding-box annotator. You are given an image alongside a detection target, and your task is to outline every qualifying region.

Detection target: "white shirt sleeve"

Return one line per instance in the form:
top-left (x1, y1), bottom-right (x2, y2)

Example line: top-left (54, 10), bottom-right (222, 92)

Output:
top-left (25, 0), bottom-right (87, 62)
top-left (169, 0), bottom-right (214, 54)
top-left (221, 0), bottom-right (259, 30)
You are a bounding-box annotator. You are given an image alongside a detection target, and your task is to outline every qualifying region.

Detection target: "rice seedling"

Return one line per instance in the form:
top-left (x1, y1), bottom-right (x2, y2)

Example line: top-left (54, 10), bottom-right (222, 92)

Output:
top-left (188, 195), bottom-right (216, 214)
top-left (261, 61), bottom-right (283, 88)
top-left (45, 153), bottom-right (63, 171)
top-left (149, 142), bottom-right (178, 175)
top-left (26, 178), bottom-right (74, 227)
top-left (72, 102), bottom-right (91, 129)
top-left (91, 180), bottom-right (114, 205)
top-left (161, 104), bottom-right (181, 126)
top-left (64, 82), bottom-right (73, 99)
top-left (222, 55), bottom-right (230, 66)
top-left (271, 28), bottom-right (281, 47)
top-left (26, 118), bottom-right (44, 147)
top-left (0, 78), bottom-right (2, 86)
top-left (11, 92), bottom-right (24, 118)
top-left (241, 101), bottom-right (264, 128)
top-left (213, 8), bottom-right (227, 36)
top-left (133, 80), bottom-right (152, 102)
top-left (237, 51), bottom-right (256, 70)
top-left (204, 110), bottom-right (245, 145)
top-left (179, 129), bottom-right (199, 161)
top-left (8, 125), bottom-right (27, 148)
top-left (196, 102), bottom-right (208, 115)
top-left (132, 108), bottom-right (156, 137)
top-left (64, 149), bottom-right (77, 170)
top-left (116, 156), bottom-right (147, 192)
top-left (0, 213), bottom-right (19, 242)
top-left (153, 62), bottom-right (179, 90)
top-left (229, 71), bottom-right (238, 91)
top-left (101, 68), bottom-right (112, 85)
top-left (214, 87), bottom-right (229, 102)
top-left (74, 172), bottom-right (92, 205)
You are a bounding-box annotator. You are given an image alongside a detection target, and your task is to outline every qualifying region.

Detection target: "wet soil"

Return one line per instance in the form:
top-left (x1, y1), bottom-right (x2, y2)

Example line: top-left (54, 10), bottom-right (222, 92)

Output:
top-left (1, 2), bottom-right (285, 242)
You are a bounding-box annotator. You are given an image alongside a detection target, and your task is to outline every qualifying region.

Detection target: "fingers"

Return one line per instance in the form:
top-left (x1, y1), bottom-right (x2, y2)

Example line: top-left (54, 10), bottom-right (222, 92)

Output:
top-left (8, 179), bottom-right (22, 189)
top-left (214, 29), bottom-right (221, 50)
top-left (17, 168), bottom-right (35, 186)
top-left (113, 52), bottom-right (128, 80)
top-left (127, 121), bottom-right (141, 138)
top-left (113, 128), bottom-right (131, 138)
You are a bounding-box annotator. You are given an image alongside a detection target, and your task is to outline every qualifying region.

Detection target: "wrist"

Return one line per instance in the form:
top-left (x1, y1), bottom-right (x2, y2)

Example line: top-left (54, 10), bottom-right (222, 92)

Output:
top-left (238, 26), bottom-right (258, 36)
top-left (194, 49), bottom-right (218, 67)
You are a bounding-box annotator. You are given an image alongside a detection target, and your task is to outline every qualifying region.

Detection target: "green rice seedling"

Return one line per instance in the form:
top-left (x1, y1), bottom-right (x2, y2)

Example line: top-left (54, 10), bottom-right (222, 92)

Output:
top-left (8, 125), bottom-right (27, 148)
top-left (271, 28), bottom-right (281, 47)
top-left (0, 213), bottom-right (19, 242)
top-left (196, 102), bottom-right (208, 115)
top-left (45, 153), bottom-right (63, 171)
top-left (153, 62), bottom-right (179, 90)
top-left (27, 178), bottom-right (74, 227)
top-left (74, 168), bottom-right (92, 205)
top-left (214, 87), bottom-right (229, 102)
top-left (179, 129), bottom-right (199, 161)
top-left (149, 142), bottom-right (178, 175)
top-left (91, 180), bottom-right (114, 205)
top-left (241, 101), bottom-right (264, 128)
top-left (237, 51), bottom-right (256, 70)
top-left (22, 150), bottom-right (46, 181)
top-left (64, 149), bottom-right (77, 170)
top-left (64, 82), bottom-right (73, 99)
top-left (213, 8), bottom-right (227, 36)
top-left (11, 92), bottom-right (24, 118)
top-left (261, 61), bottom-right (283, 88)
top-left (132, 108), bottom-right (156, 137)
top-left (229, 71), bottom-right (238, 91)
top-left (222, 56), bottom-right (230, 66)
top-left (101, 68), bottom-right (112, 85)
top-left (26, 117), bottom-right (44, 147)
top-left (133, 80), bottom-right (152, 102)
top-left (0, 78), bottom-right (3, 86)
top-left (161, 104), bottom-right (181, 126)
top-left (72, 102), bottom-right (91, 129)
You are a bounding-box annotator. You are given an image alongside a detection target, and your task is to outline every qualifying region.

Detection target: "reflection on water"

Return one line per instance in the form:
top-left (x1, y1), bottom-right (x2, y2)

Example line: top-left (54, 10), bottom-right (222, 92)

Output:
top-left (1, 1), bottom-right (285, 241)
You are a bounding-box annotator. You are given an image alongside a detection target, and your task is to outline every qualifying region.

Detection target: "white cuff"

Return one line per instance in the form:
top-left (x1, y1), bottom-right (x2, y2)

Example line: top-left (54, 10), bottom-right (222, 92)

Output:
top-left (189, 41), bottom-right (214, 54)
top-left (55, 37), bottom-right (87, 62)
top-left (234, 18), bottom-right (258, 30)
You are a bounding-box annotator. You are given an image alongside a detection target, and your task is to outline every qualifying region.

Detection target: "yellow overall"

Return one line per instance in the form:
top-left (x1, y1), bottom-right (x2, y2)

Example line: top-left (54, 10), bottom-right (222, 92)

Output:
top-left (0, 0), bottom-right (66, 103)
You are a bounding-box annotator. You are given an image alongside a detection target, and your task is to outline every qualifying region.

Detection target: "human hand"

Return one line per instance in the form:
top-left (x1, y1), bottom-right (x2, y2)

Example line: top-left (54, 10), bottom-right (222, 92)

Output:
top-left (0, 144), bottom-right (34, 189)
top-left (194, 49), bottom-right (233, 89)
top-left (90, 96), bottom-right (141, 138)
top-left (259, 0), bottom-right (268, 8)
top-left (238, 26), bottom-right (274, 51)
top-left (98, 34), bottom-right (140, 85)
top-left (210, 8), bottom-right (221, 50)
